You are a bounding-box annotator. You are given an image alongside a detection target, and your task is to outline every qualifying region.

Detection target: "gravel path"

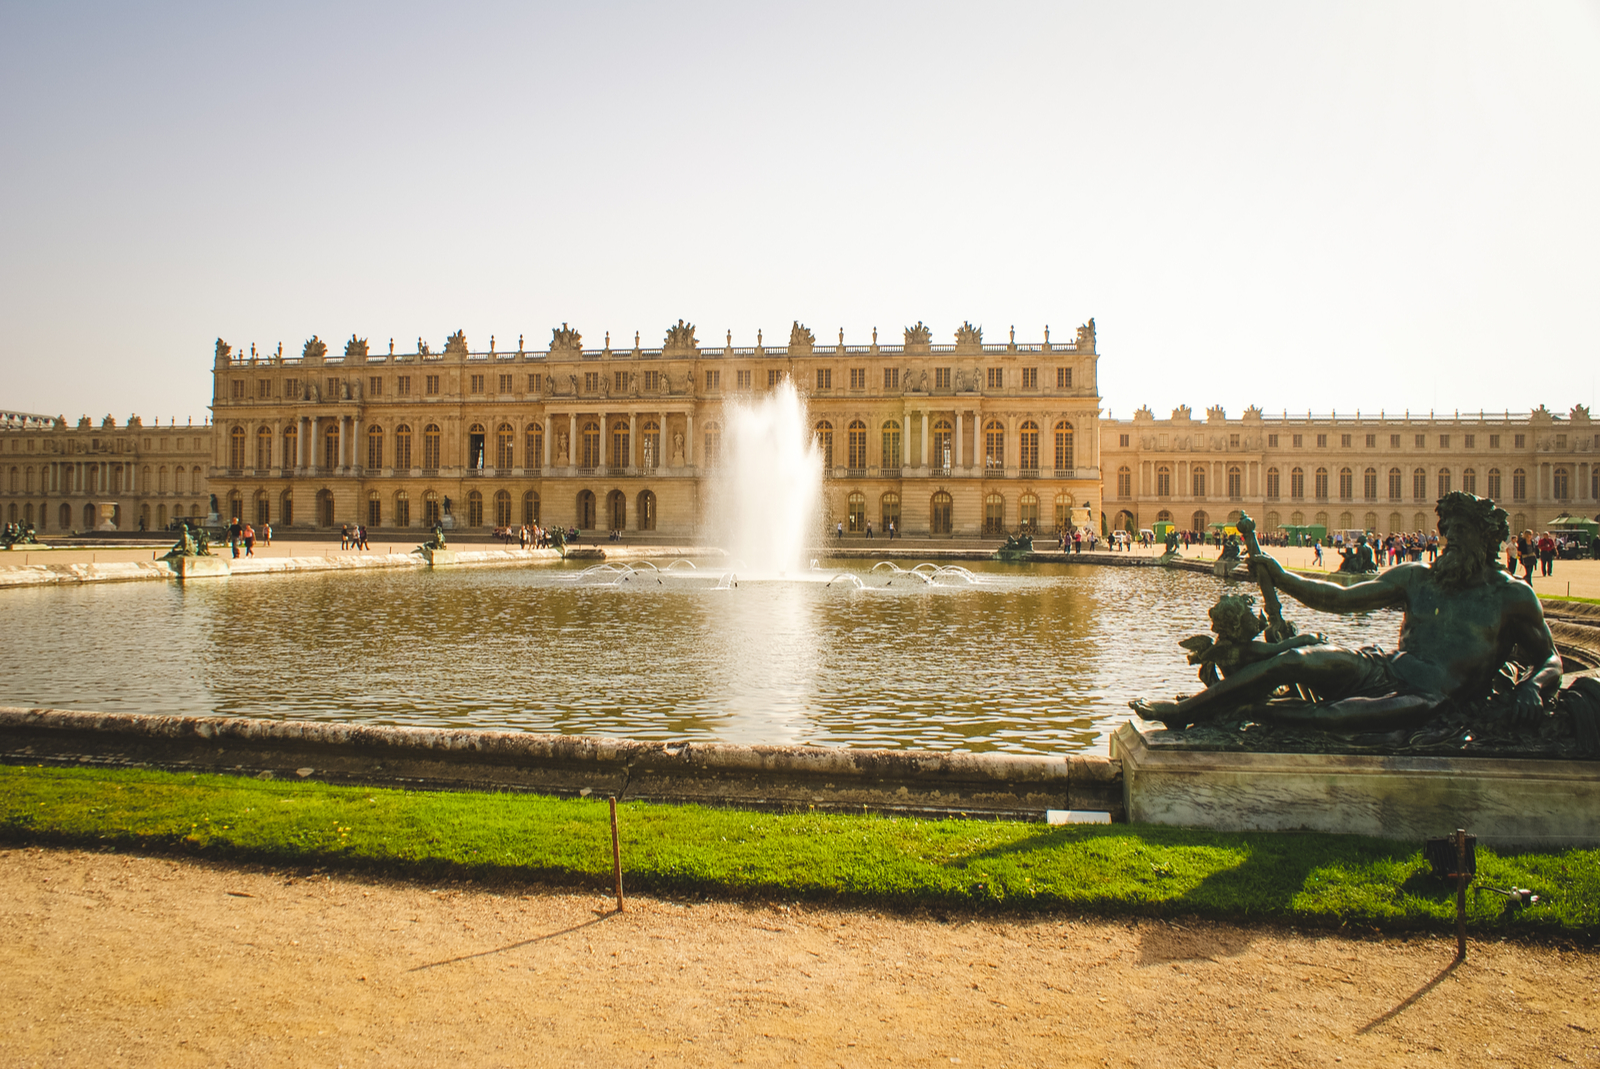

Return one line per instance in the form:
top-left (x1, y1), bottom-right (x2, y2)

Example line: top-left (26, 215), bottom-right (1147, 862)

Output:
top-left (3, 846), bottom-right (1595, 1068)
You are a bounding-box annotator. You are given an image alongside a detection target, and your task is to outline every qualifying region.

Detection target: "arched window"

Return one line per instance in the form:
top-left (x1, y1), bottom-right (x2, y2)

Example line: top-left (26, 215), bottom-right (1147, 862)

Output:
top-left (1055, 492), bottom-right (1075, 530)
top-left (193, 465), bottom-right (202, 490)
top-left (580, 421), bottom-right (601, 469)
top-left (882, 420), bottom-right (902, 469)
top-left (367, 490), bottom-right (381, 527)
top-left (847, 420), bottom-right (868, 470)
top-left (1512, 468), bottom-right (1527, 501)
top-left (522, 490), bottom-right (540, 526)
top-left (880, 492), bottom-right (901, 534)
top-left (1227, 465), bottom-right (1242, 499)
top-left (1116, 466), bottom-right (1132, 498)
top-left (316, 488), bottom-right (334, 527)
top-left (1462, 468), bottom-right (1476, 495)
top-left (702, 422), bottom-right (721, 468)
top-left (494, 489), bottom-right (512, 527)
top-left (496, 424), bottom-right (515, 470)
top-left (1157, 465), bottom-right (1172, 497)
top-left (394, 489), bottom-right (410, 528)
top-left (256, 426), bottom-right (272, 470)
top-left (1437, 468), bottom-right (1451, 498)
top-left (229, 426), bottom-right (245, 469)
top-left (464, 423), bottom-right (486, 471)
top-left (1054, 421), bottom-right (1074, 471)
top-left (158, 465), bottom-right (168, 493)
top-left (466, 489), bottom-right (484, 527)
top-left (1018, 491), bottom-right (1039, 532)
top-left (607, 489), bottom-right (626, 530)
top-left (1339, 511), bottom-right (1354, 530)
top-left (1338, 467), bottom-right (1352, 501)
top-left (636, 490), bottom-right (656, 530)
top-left (366, 424), bottom-right (384, 470)
top-left (814, 421), bottom-right (834, 469)
top-left (1413, 467), bottom-right (1427, 501)
top-left (983, 492), bottom-right (1005, 534)
top-left (1314, 467), bottom-right (1329, 500)
top-left (1191, 466), bottom-right (1206, 499)
top-left (932, 420), bottom-right (952, 471)
top-left (1290, 467), bottom-right (1305, 500)
top-left (931, 491), bottom-right (953, 535)
top-left (1018, 421), bottom-right (1039, 472)
top-left (1192, 510), bottom-right (1209, 532)
top-left (155, 503), bottom-right (166, 529)
top-left (1554, 466), bottom-right (1570, 500)
top-left (279, 490), bottom-right (293, 526)
top-left (1266, 467), bottom-right (1280, 499)
top-left (1414, 511), bottom-right (1428, 531)
top-left (1364, 511), bottom-right (1377, 533)
top-left (640, 420), bottom-right (660, 470)
top-left (175, 466), bottom-right (186, 494)
top-left (525, 424), bottom-right (543, 470)
top-left (323, 424), bottom-right (339, 470)
top-left (610, 420), bottom-right (629, 470)
top-left (1363, 467), bottom-right (1377, 501)
top-left (423, 490), bottom-right (441, 526)
top-left (283, 425), bottom-right (298, 469)
top-left (1487, 468), bottom-right (1502, 501)
top-left (393, 425), bottom-right (412, 470)
top-left (1264, 510), bottom-right (1280, 530)
top-left (1388, 511), bottom-right (1401, 533)
top-left (846, 491), bottom-right (866, 532)
top-left (140, 465), bottom-right (151, 492)
top-left (422, 422), bottom-right (441, 470)
top-left (576, 489), bottom-right (596, 529)
top-left (983, 420), bottom-right (1005, 471)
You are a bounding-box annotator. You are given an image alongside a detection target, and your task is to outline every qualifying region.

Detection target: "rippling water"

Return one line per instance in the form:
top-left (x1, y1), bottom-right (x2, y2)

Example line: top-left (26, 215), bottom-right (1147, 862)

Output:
top-left (0, 559), bottom-right (1402, 755)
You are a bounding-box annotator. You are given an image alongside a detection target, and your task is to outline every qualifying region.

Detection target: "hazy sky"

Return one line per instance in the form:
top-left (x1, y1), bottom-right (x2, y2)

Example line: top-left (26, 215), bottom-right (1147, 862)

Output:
top-left (3, 2), bottom-right (1597, 426)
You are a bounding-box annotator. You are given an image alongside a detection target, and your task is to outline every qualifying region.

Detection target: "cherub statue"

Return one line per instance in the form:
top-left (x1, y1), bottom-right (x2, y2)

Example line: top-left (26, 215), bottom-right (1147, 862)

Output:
top-left (1179, 594), bottom-right (1326, 689)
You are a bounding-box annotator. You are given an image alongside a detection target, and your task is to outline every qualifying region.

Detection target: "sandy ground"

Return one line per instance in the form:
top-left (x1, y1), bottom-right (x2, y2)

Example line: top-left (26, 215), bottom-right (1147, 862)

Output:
top-left (2, 847), bottom-right (1595, 1068)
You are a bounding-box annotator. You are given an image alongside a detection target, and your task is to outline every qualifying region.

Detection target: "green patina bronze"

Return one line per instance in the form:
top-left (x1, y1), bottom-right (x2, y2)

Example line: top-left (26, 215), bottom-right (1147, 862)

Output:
top-left (1132, 495), bottom-right (1600, 758)
top-left (992, 532), bottom-right (1034, 561)
top-left (158, 520), bottom-right (212, 560)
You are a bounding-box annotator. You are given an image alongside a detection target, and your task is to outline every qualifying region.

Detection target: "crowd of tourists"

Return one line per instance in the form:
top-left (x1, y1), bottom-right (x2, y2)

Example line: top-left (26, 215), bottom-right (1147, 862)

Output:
top-left (492, 524), bottom-right (569, 549)
top-left (225, 517), bottom-right (268, 558)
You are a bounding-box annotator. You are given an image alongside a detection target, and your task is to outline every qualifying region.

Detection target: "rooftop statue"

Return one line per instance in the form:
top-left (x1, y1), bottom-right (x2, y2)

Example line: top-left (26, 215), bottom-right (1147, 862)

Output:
top-left (664, 320), bottom-right (697, 350)
top-left (302, 336), bottom-right (327, 361)
top-left (789, 321), bottom-right (814, 350)
top-left (444, 330), bottom-right (468, 355)
top-left (550, 323), bottom-right (582, 351)
top-left (344, 335), bottom-right (369, 359)
top-left (904, 322), bottom-right (932, 347)
top-left (954, 321), bottom-right (982, 347)
top-left (1132, 495), bottom-right (1599, 755)
top-left (215, 338), bottom-right (232, 362)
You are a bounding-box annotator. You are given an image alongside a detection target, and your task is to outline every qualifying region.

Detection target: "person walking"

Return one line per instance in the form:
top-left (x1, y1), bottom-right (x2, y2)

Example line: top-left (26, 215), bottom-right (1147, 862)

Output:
top-left (228, 517), bottom-right (241, 559)
top-left (866, 521), bottom-right (873, 539)
top-left (1538, 531), bottom-right (1556, 577)
top-left (1518, 530), bottom-right (1537, 582)
top-left (243, 523), bottom-right (255, 557)
top-left (261, 522), bottom-right (271, 547)
top-left (340, 524), bottom-right (350, 551)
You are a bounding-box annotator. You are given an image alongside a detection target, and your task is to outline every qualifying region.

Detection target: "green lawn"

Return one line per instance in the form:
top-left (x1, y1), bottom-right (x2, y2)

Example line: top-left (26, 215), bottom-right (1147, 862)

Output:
top-left (2, 764), bottom-right (1595, 935)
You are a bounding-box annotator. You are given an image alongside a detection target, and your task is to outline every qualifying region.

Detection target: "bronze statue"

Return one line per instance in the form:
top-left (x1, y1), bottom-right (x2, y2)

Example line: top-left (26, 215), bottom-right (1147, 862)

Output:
top-left (1133, 493), bottom-right (1563, 735)
top-left (1337, 534), bottom-right (1378, 574)
top-left (1178, 593), bottom-right (1326, 688)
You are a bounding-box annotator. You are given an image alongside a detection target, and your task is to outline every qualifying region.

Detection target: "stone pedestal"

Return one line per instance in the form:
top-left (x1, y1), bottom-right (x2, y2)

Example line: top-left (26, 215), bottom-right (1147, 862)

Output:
top-left (439, 515), bottom-right (455, 530)
top-left (168, 556), bottom-right (231, 581)
top-left (419, 547), bottom-right (457, 567)
top-left (1111, 718), bottom-right (1600, 849)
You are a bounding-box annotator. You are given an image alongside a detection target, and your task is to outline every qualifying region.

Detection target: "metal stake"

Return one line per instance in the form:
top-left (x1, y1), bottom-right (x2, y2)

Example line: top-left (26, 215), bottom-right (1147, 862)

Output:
top-left (1455, 828), bottom-right (1467, 960)
top-left (609, 796), bottom-right (625, 913)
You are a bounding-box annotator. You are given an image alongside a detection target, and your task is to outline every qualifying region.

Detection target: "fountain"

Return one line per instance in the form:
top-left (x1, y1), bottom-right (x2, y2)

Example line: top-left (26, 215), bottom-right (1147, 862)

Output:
top-left (706, 380), bottom-right (823, 577)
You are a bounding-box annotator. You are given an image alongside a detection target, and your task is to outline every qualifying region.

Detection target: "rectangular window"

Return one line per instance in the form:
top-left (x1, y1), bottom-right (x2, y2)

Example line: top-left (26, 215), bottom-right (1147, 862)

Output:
top-left (528, 373), bottom-right (540, 392)
top-left (986, 368), bottom-right (1003, 389)
top-left (1021, 368), bottom-right (1037, 389)
top-left (327, 377), bottom-right (340, 399)
top-left (1056, 367), bottom-right (1072, 388)
top-left (369, 376), bottom-right (383, 397)
top-left (499, 374), bottom-right (513, 394)
top-left (1292, 434), bottom-right (1303, 448)
top-left (883, 367), bottom-right (899, 389)
top-left (285, 378), bottom-right (300, 398)
top-left (1414, 434), bottom-right (1426, 448)
top-left (231, 379), bottom-right (245, 399)
top-left (643, 370), bottom-right (661, 392)
top-left (583, 371), bottom-right (600, 393)
top-left (1317, 434), bottom-right (1328, 448)
top-left (1119, 434), bottom-right (1130, 448)
top-left (469, 374), bottom-right (485, 394)
top-left (1340, 434), bottom-right (1351, 447)
top-left (1229, 434), bottom-right (1240, 448)
top-left (816, 368), bottom-right (832, 390)
top-left (935, 367), bottom-right (951, 389)
top-left (705, 369), bottom-right (720, 390)
top-left (1365, 434), bottom-right (1376, 447)
top-left (424, 374), bottom-right (439, 396)
top-left (1267, 433), bottom-right (1278, 447)
top-left (1192, 469), bottom-right (1206, 498)
top-left (1439, 434), bottom-right (1449, 448)
top-left (615, 371), bottom-right (629, 392)
top-left (1514, 433), bottom-right (1526, 448)
top-left (849, 367), bottom-right (866, 390)
top-left (736, 369), bottom-right (752, 389)
top-left (1390, 434), bottom-right (1401, 447)
top-left (257, 379), bottom-right (271, 399)
top-left (396, 375), bottom-right (410, 396)
top-left (1464, 434), bottom-right (1475, 448)
top-left (1490, 434), bottom-right (1501, 448)
top-left (769, 368), bottom-right (784, 387)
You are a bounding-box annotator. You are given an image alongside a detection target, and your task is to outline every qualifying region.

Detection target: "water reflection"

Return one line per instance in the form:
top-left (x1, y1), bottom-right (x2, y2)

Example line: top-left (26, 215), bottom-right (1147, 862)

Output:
top-left (0, 560), bottom-right (1401, 755)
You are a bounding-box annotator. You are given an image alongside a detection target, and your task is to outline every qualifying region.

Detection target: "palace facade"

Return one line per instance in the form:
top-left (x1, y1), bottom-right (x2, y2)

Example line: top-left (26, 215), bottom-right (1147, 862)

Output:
top-left (0, 413), bottom-right (213, 532)
top-left (1101, 404), bottom-right (1599, 538)
top-left (205, 322), bottom-right (1104, 538)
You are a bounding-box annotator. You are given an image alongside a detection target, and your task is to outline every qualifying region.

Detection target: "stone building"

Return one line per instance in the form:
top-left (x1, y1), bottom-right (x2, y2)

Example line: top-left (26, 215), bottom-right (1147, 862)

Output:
top-left (0, 413), bottom-right (213, 532)
top-left (206, 323), bottom-right (1103, 538)
top-left (1101, 404), bottom-right (1598, 538)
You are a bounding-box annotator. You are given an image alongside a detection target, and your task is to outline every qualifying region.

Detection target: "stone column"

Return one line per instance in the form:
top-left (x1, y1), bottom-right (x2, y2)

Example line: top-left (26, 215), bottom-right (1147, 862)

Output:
top-left (543, 415), bottom-right (552, 468)
top-left (336, 418), bottom-right (345, 471)
top-left (920, 411), bottom-right (928, 469)
top-left (629, 413), bottom-right (637, 469)
top-left (955, 412), bottom-right (964, 469)
top-left (685, 412), bottom-right (694, 467)
top-left (304, 416), bottom-right (316, 472)
top-left (568, 414), bottom-right (577, 469)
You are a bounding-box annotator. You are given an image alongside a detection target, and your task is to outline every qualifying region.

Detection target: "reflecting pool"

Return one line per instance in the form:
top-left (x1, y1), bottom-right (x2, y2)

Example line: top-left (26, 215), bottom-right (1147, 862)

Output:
top-left (0, 559), bottom-right (1402, 755)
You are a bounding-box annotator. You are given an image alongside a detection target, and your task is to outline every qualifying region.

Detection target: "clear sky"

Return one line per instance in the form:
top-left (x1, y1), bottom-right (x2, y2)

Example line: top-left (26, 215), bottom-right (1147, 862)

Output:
top-left (3, 2), bottom-right (1597, 426)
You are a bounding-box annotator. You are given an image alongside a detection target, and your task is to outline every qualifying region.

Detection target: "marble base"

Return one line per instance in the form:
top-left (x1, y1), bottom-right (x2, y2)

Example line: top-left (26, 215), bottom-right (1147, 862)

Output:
top-left (419, 547), bottom-right (458, 567)
top-left (1111, 718), bottom-right (1600, 849)
top-left (168, 555), bottom-right (231, 580)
